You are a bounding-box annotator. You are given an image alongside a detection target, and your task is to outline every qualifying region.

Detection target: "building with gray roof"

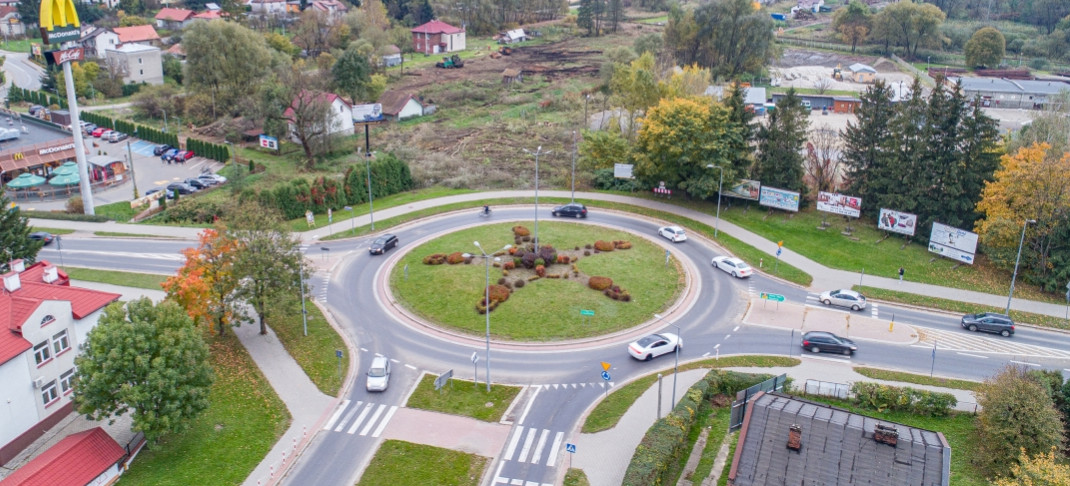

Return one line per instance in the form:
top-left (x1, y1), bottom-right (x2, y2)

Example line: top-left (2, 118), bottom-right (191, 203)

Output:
top-left (727, 392), bottom-right (950, 486)
top-left (949, 76), bottom-right (1070, 109)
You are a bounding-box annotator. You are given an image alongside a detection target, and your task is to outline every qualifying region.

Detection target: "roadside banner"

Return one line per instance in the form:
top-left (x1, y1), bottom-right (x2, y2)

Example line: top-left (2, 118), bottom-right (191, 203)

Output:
top-left (259, 134), bottom-right (278, 150)
top-left (758, 186), bottom-right (800, 212)
top-left (725, 179), bottom-right (760, 200)
top-left (613, 163), bottom-right (634, 179)
top-left (878, 208), bottom-right (918, 236)
top-left (816, 191), bottom-right (862, 218)
top-left (928, 222), bottom-right (978, 264)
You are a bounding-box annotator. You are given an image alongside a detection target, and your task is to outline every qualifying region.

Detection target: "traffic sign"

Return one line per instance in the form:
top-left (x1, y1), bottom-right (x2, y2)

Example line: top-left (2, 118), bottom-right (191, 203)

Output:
top-left (471, 352), bottom-right (479, 364)
top-left (776, 247), bottom-right (782, 257)
top-left (580, 310), bottom-right (595, 317)
top-left (760, 292), bottom-right (785, 302)
top-left (777, 240), bottom-right (784, 247)
top-left (566, 443), bottom-right (577, 453)
top-left (600, 361), bottom-right (611, 371)
top-left (335, 349), bottom-right (342, 358)
top-left (601, 370), bottom-right (611, 381)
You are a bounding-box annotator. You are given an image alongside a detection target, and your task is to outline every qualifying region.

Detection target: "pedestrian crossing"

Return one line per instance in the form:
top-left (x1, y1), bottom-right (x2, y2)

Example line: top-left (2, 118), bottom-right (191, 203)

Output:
top-left (917, 327), bottom-right (1070, 359)
top-left (531, 382), bottom-right (615, 392)
top-left (805, 293), bottom-right (880, 319)
top-left (321, 400), bottom-right (399, 438)
top-left (41, 249), bottom-right (187, 261)
top-left (501, 425), bottom-right (566, 467)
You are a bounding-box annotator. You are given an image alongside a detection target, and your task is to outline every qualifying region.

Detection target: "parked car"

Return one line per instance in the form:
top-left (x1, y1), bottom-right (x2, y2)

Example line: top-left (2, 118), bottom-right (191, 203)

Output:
top-left (711, 256), bottom-right (753, 278)
top-left (178, 150), bottom-right (195, 161)
top-left (29, 231), bottom-right (54, 245)
top-left (658, 226), bottom-right (687, 242)
top-left (171, 150), bottom-right (189, 161)
top-left (145, 188), bottom-right (174, 199)
top-left (165, 182), bottom-right (197, 195)
top-left (161, 148), bottom-right (180, 161)
top-left (818, 289), bottom-right (868, 311)
top-left (365, 355), bottom-right (391, 392)
top-left (184, 178), bottom-right (209, 190)
top-left (628, 333), bottom-right (681, 361)
top-left (551, 203), bottom-right (587, 218)
top-left (153, 144), bottom-right (173, 156)
top-left (108, 131), bottom-right (128, 143)
top-left (198, 173), bottom-right (227, 185)
top-left (91, 127), bottom-right (107, 137)
top-left (801, 331), bottom-right (857, 356)
top-left (369, 234), bottom-right (399, 255)
top-left (83, 123), bottom-right (97, 134)
top-left (961, 312), bottom-right (1015, 337)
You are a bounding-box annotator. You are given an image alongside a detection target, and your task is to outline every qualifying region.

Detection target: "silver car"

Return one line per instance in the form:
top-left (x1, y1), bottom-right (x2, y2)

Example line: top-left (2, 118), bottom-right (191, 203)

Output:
top-left (365, 356), bottom-right (391, 392)
top-left (818, 289), bottom-right (867, 311)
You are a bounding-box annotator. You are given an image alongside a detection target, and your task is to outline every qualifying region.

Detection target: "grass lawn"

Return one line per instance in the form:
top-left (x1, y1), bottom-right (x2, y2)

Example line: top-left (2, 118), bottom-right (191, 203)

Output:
top-left (406, 374), bottom-right (521, 422)
top-left (856, 285), bottom-right (1070, 330)
top-left (583, 356), bottom-right (800, 433)
top-left (853, 367), bottom-right (981, 391)
top-left (287, 187), bottom-right (475, 232)
top-left (94, 200), bottom-right (146, 222)
top-left (390, 221), bottom-right (683, 340)
top-left (30, 227), bottom-right (75, 235)
top-left (356, 440), bottom-right (487, 486)
top-left (716, 432), bottom-right (740, 486)
top-left (119, 332), bottom-right (291, 485)
top-left (690, 407), bottom-right (732, 484)
top-left (564, 469), bottom-right (590, 486)
top-left (267, 299), bottom-right (347, 396)
top-left (65, 267), bottom-right (166, 290)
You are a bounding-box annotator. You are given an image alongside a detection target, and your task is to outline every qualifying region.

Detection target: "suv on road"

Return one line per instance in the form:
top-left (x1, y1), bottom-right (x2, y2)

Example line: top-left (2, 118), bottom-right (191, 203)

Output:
top-left (961, 312), bottom-right (1015, 337)
top-left (801, 331), bottom-right (857, 356)
top-left (551, 203), bottom-right (587, 218)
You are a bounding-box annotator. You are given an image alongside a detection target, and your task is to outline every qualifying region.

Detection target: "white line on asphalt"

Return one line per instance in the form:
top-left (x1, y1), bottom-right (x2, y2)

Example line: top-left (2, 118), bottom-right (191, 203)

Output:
top-left (511, 480), bottom-right (522, 486)
top-left (519, 386), bottom-right (541, 425)
top-left (703, 352), bottom-right (710, 357)
top-left (724, 335), bottom-right (731, 340)
top-left (504, 426), bottom-right (524, 461)
top-left (1065, 369), bottom-right (1070, 373)
top-left (404, 364), bottom-right (417, 370)
top-left (371, 406), bottom-right (398, 438)
top-left (733, 326), bottom-right (740, 332)
top-left (360, 404), bottom-right (387, 436)
top-left (360, 347), bottom-right (368, 352)
top-left (531, 429), bottom-right (550, 465)
top-left (714, 343), bottom-right (720, 349)
top-left (389, 358), bottom-right (400, 363)
top-left (335, 401), bottom-right (362, 432)
top-left (518, 428), bottom-right (537, 462)
top-left (347, 403), bottom-right (373, 434)
top-left (801, 354), bottom-right (851, 363)
top-left (493, 461), bottom-right (506, 484)
top-left (1010, 360), bottom-right (1041, 367)
top-left (323, 399), bottom-right (349, 430)
top-left (956, 352), bottom-right (989, 359)
top-left (546, 431), bottom-right (564, 467)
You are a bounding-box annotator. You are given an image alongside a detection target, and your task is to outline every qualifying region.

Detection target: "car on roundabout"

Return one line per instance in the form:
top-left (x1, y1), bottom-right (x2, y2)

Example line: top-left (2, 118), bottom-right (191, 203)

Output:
top-left (711, 256), bottom-right (753, 278)
top-left (818, 289), bottom-right (868, 311)
top-left (658, 226), bottom-right (687, 242)
top-left (551, 203), bottom-right (587, 218)
top-left (365, 355), bottom-right (391, 392)
top-left (369, 234), bottom-right (399, 255)
top-left (29, 231), bottom-right (54, 245)
top-left (801, 331), bottom-right (857, 356)
top-left (628, 333), bottom-right (681, 361)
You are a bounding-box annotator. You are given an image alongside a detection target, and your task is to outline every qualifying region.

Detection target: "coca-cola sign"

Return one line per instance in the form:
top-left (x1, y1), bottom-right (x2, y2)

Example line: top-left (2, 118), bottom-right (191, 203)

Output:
top-left (46, 47), bottom-right (84, 66)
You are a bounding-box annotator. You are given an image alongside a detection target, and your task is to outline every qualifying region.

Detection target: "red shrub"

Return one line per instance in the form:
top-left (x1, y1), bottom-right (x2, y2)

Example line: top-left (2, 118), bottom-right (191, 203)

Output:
top-left (502, 261), bottom-right (516, 270)
top-left (423, 254), bottom-right (447, 265)
top-left (556, 255), bottom-right (570, 264)
top-left (589, 276), bottom-right (613, 291)
top-left (535, 265), bottom-right (546, 277)
top-left (447, 252), bottom-right (466, 264)
top-left (613, 240), bottom-right (632, 250)
top-left (594, 240), bottom-right (614, 252)
top-left (513, 225), bottom-right (531, 237)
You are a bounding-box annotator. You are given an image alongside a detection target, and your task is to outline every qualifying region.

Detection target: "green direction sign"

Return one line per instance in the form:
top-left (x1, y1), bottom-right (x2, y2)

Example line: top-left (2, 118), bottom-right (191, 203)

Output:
top-left (580, 309), bottom-right (595, 317)
top-left (760, 292), bottom-right (785, 302)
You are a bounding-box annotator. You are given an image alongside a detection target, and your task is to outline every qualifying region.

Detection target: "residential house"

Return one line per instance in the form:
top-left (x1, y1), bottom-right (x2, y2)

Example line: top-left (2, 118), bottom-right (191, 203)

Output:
top-left (250, 0), bottom-right (288, 17)
top-left (832, 96), bottom-right (861, 113)
top-left (380, 45), bottom-right (402, 67)
top-left (282, 91), bottom-right (354, 142)
top-left (78, 26), bottom-right (120, 59)
top-left (498, 28), bottom-right (527, 44)
top-left (771, 93), bottom-right (834, 111)
top-left (378, 91), bottom-right (433, 121)
top-left (0, 260), bottom-right (121, 465)
top-left (104, 44), bottom-right (164, 85)
top-left (112, 25), bottom-right (161, 48)
top-left (727, 392), bottom-right (950, 486)
top-left (411, 19), bottom-right (465, 55)
top-left (193, 10), bottom-right (225, 21)
top-left (310, 0), bottom-right (348, 18)
top-left (1, 427), bottom-right (129, 486)
top-left (848, 63), bottom-right (877, 83)
top-left (166, 43), bottom-right (186, 59)
top-left (205, 2), bottom-right (221, 10)
top-left (949, 76), bottom-right (1070, 109)
top-left (154, 7), bottom-right (195, 30)
top-left (0, 6), bottom-right (24, 37)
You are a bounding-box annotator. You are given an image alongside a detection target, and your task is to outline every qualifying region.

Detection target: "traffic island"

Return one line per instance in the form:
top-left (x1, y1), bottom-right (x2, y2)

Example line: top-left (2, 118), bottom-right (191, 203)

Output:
top-left (743, 298), bottom-right (918, 344)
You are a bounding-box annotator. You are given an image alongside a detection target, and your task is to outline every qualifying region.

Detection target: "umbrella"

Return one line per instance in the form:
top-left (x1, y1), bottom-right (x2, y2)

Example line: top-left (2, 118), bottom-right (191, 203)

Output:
top-left (5, 172), bottom-right (46, 189)
top-left (48, 172), bottom-right (80, 186)
top-left (52, 161), bottom-right (80, 175)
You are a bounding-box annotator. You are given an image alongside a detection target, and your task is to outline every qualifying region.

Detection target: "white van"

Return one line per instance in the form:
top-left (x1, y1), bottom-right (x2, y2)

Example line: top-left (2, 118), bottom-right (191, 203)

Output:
top-left (801, 99), bottom-right (811, 110)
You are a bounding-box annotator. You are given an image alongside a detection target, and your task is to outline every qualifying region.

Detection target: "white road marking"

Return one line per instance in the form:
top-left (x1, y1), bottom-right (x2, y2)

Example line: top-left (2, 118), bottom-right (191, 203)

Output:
top-left (518, 386), bottom-right (540, 425)
top-left (334, 401), bottom-right (362, 432)
top-left (531, 429), bottom-right (550, 465)
top-left (724, 334), bottom-right (731, 340)
top-left (714, 343), bottom-right (721, 349)
top-left (956, 352), bottom-right (989, 359)
top-left (503, 426), bottom-right (524, 461)
top-left (1009, 360), bottom-right (1041, 367)
top-left (702, 352), bottom-right (710, 357)
top-left (360, 404), bottom-right (387, 436)
top-left (546, 431), bottom-right (564, 467)
top-left (404, 364), bottom-right (417, 370)
top-left (517, 427), bottom-right (537, 462)
top-left (801, 354), bottom-right (851, 363)
top-left (493, 461), bottom-right (506, 484)
top-left (733, 326), bottom-right (740, 332)
top-left (371, 406), bottom-right (398, 438)
top-left (322, 399), bottom-right (349, 430)
top-left (347, 403), bottom-right (373, 434)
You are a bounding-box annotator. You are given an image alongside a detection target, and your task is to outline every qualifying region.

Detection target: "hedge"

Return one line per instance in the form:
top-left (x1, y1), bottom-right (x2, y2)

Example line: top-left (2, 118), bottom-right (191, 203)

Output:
top-left (850, 382), bottom-right (957, 417)
top-left (6, 87), bottom-right (67, 109)
top-left (623, 371), bottom-right (770, 486)
top-left (21, 210), bottom-right (111, 222)
top-left (73, 112), bottom-right (180, 147)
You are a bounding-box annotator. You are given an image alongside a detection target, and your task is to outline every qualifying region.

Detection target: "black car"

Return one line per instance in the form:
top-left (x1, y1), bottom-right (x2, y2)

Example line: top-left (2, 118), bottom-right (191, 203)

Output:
top-left (29, 231), bottom-right (54, 245)
top-left (801, 331), bottom-right (857, 356)
top-left (145, 188), bottom-right (174, 199)
top-left (961, 312), bottom-right (1015, 337)
top-left (153, 144), bottom-right (173, 156)
top-left (185, 178), bottom-right (209, 190)
top-left (551, 203), bottom-right (588, 218)
top-left (369, 234), bottom-right (399, 255)
top-left (166, 182), bottom-right (197, 195)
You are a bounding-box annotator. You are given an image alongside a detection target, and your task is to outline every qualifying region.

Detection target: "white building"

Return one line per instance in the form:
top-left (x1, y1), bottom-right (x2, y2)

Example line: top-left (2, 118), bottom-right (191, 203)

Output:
top-left (104, 44), bottom-right (165, 86)
top-left (283, 92), bottom-right (355, 142)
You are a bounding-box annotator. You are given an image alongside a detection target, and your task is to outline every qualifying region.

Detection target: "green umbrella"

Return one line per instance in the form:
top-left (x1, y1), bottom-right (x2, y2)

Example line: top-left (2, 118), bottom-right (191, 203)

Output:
top-left (5, 172), bottom-right (46, 188)
top-left (52, 161), bottom-right (80, 175)
top-left (48, 171), bottom-right (80, 186)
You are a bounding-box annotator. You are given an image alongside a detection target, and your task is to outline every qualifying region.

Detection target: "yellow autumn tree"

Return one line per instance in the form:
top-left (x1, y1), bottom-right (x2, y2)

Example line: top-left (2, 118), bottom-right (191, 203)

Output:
top-left (162, 227), bottom-right (243, 336)
top-left (993, 447), bottom-right (1070, 486)
top-left (662, 64), bottom-right (712, 100)
top-left (609, 52), bottom-right (663, 139)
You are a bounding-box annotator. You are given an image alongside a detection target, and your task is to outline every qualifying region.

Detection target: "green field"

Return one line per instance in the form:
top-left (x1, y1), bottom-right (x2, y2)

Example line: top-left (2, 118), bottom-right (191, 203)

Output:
top-left (356, 440), bottom-right (487, 486)
top-left (406, 375), bottom-right (520, 422)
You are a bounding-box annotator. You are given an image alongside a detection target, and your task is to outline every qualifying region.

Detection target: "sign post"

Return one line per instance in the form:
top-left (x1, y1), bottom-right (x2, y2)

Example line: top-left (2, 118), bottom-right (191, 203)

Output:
top-left (775, 241), bottom-right (783, 274)
top-left (335, 349), bottom-right (343, 379)
top-left (580, 309), bottom-right (594, 326)
top-left (565, 443), bottom-right (576, 469)
top-left (601, 370), bottom-right (611, 399)
top-left (760, 292), bottom-right (785, 310)
top-left (471, 352), bottom-right (479, 388)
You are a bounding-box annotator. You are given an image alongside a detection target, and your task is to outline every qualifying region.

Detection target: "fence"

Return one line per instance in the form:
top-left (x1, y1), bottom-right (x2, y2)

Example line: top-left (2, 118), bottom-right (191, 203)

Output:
top-left (729, 373), bottom-right (788, 431)
top-left (804, 379), bottom-right (850, 399)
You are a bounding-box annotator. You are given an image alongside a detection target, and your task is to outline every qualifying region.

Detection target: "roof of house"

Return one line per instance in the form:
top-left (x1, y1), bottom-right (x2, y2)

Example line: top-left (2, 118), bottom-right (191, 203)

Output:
top-left (166, 43), bottom-right (185, 56)
top-left (382, 44), bottom-right (401, 55)
top-left (205, 2), bottom-right (220, 9)
top-left (729, 392), bottom-right (949, 486)
top-left (0, 427), bottom-right (125, 486)
top-left (154, 7), bottom-right (194, 21)
top-left (951, 76), bottom-right (1070, 95)
top-left (112, 25), bottom-right (161, 43)
top-left (311, 0), bottom-right (348, 12)
top-left (743, 87), bottom-right (766, 105)
top-left (0, 5), bottom-right (18, 19)
top-left (1, 261), bottom-right (119, 365)
top-left (377, 91), bottom-right (423, 116)
top-left (503, 28), bottom-right (526, 40)
top-left (282, 91), bottom-right (351, 120)
top-left (848, 62), bottom-right (877, 73)
top-left (193, 10), bottom-right (224, 19)
top-left (411, 19), bottom-right (464, 35)
top-left (108, 43), bottom-right (161, 54)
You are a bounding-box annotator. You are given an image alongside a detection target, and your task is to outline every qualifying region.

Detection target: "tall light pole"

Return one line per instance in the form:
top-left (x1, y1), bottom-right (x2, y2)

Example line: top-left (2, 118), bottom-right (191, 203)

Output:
top-left (126, 140), bottom-right (138, 199)
top-left (365, 151), bottom-right (375, 231)
top-left (653, 314), bottom-right (681, 409)
top-left (522, 146), bottom-right (551, 248)
top-left (1005, 219), bottom-right (1036, 315)
top-left (706, 164), bottom-right (723, 238)
top-left (570, 131), bottom-right (577, 203)
top-left (475, 241), bottom-right (512, 392)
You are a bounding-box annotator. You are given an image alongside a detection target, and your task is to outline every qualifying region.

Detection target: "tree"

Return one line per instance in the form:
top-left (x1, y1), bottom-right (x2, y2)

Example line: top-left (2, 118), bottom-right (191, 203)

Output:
top-left (577, 0), bottom-right (594, 35)
top-left (965, 26), bottom-right (1006, 68)
top-left (722, 83), bottom-right (756, 180)
top-left (333, 43), bottom-right (374, 102)
top-left (976, 365), bottom-right (1065, 476)
top-left (73, 298), bottom-right (213, 445)
top-left (184, 20), bottom-right (274, 118)
top-left (275, 63), bottom-right (337, 168)
top-left (163, 227), bottom-right (243, 336)
top-left (633, 33), bottom-right (663, 57)
top-left (994, 448), bottom-right (1070, 485)
top-left (831, 0), bottom-right (872, 53)
top-left (662, 64), bottom-right (711, 99)
top-left (17, 0), bottom-right (39, 26)
top-left (841, 81), bottom-right (899, 218)
top-left (754, 89), bottom-right (809, 197)
top-left (805, 126), bottom-right (842, 194)
top-left (609, 52), bottom-right (662, 138)
top-left (293, 9), bottom-right (345, 59)
top-left (871, 1), bottom-right (946, 58)
top-left (265, 32), bottom-right (301, 58)
top-left (227, 202), bottom-right (309, 335)
top-left (687, 0), bottom-right (777, 78)
top-left (0, 185), bottom-right (43, 272)
top-left (1008, 92), bottom-right (1070, 156)
top-left (578, 130), bottom-right (632, 171)
top-left (975, 144), bottom-right (1070, 293)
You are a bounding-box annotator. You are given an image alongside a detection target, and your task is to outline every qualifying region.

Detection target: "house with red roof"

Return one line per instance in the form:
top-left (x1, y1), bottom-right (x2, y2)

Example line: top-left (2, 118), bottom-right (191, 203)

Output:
top-left (411, 19), bottom-right (465, 55)
top-left (111, 25), bottom-right (161, 47)
top-left (0, 6), bottom-right (24, 37)
top-left (0, 427), bottom-right (127, 486)
top-left (0, 260), bottom-right (121, 465)
top-left (154, 7), bottom-right (195, 30)
top-left (282, 91), bottom-right (355, 142)
top-left (310, 0), bottom-right (348, 18)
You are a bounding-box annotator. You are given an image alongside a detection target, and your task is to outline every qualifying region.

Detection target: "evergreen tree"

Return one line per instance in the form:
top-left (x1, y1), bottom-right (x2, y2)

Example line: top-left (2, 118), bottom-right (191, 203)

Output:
top-left (607, 0), bottom-right (624, 33)
top-left (885, 79), bottom-right (930, 217)
top-left (754, 89), bottom-right (809, 198)
top-left (841, 80), bottom-right (896, 218)
top-left (578, 0), bottom-right (594, 35)
top-left (0, 185), bottom-right (43, 272)
top-left (723, 83), bottom-right (756, 182)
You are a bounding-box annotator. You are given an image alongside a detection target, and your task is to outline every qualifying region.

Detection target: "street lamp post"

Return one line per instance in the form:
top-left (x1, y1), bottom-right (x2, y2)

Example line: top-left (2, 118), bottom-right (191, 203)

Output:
top-left (584, 94), bottom-right (590, 129)
top-left (570, 131), bottom-right (577, 203)
top-left (927, 56), bottom-right (931, 70)
top-left (1005, 219), bottom-right (1036, 315)
top-left (126, 141), bottom-right (138, 199)
top-left (706, 164), bottom-right (723, 238)
top-left (522, 147), bottom-right (551, 248)
top-left (653, 314), bottom-right (681, 409)
top-left (365, 152), bottom-right (375, 231)
top-left (475, 241), bottom-right (512, 392)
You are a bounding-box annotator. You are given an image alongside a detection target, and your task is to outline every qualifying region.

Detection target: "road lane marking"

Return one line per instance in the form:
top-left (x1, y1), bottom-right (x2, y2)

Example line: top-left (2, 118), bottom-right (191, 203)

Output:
top-left (546, 431), bottom-right (564, 467)
top-left (714, 344), bottom-right (721, 349)
top-left (733, 326), bottom-right (740, 332)
top-left (347, 403), bottom-right (373, 434)
top-left (518, 386), bottom-right (540, 425)
top-left (323, 399), bottom-right (349, 430)
top-left (335, 401), bottom-right (362, 432)
top-left (801, 354), bottom-right (851, 363)
top-left (1009, 360), bottom-right (1041, 367)
top-left (503, 426), bottom-right (524, 461)
top-left (531, 429), bottom-right (549, 465)
top-left (404, 364), bottom-right (417, 370)
top-left (493, 461), bottom-right (506, 484)
top-left (702, 352), bottom-right (710, 357)
top-left (956, 352), bottom-right (989, 359)
top-left (360, 404), bottom-right (387, 436)
top-left (518, 427), bottom-right (537, 462)
top-left (371, 405), bottom-right (398, 438)
top-left (724, 334), bottom-right (731, 340)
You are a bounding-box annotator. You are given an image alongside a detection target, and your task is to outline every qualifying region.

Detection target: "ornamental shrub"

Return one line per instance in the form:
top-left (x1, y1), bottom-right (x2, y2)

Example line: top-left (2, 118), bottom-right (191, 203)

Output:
top-left (534, 258), bottom-right (545, 267)
top-left (556, 255), bottom-right (570, 264)
top-left (535, 265), bottom-right (546, 277)
top-left (513, 225), bottom-right (531, 237)
top-left (850, 382), bottom-right (956, 417)
top-left (594, 240), bottom-right (614, 252)
top-left (589, 276), bottom-right (613, 291)
top-left (447, 252), bottom-right (466, 264)
top-left (521, 252), bottom-right (537, 269)
top-left (423, 254), bottom-right (447, 265)
top-left (614, 240), bottom-right (632, 249)
top-left (514, 279), bottom-right (525, 288)
top-left (502, 261), bottom-right (515, 270)
top-left (487, 285), bottom-right (510, 303)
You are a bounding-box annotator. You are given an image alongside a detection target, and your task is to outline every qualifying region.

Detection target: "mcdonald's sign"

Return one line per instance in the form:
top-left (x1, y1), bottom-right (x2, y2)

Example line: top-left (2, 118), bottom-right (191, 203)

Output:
top-left (38, 0), bottom-right (80, 45)
top-left (12, 152), bottom-right (24, 160)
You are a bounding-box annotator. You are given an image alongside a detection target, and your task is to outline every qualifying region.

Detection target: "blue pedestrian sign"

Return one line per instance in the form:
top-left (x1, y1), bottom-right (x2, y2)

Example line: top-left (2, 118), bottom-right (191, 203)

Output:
top-left (776, 247), bottom-right (782, 257)
top-left (601, 370), bottom-right (611, 381)
top-left (566, 443), bottom-right (577, 453)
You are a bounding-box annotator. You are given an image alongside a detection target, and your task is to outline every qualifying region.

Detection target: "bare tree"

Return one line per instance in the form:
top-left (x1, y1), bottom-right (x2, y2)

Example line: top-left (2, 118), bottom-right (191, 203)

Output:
top-left (814, 77), bottom-right (833, 94)
top-left (275, 65), bottom-right (337, 169)
top-left (804, 126), bottom-right (842, 194)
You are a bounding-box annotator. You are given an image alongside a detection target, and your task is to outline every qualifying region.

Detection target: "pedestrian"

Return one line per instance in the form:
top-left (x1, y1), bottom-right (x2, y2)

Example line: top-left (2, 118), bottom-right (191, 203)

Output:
top-left (898, 267), bottom-right (904, 282)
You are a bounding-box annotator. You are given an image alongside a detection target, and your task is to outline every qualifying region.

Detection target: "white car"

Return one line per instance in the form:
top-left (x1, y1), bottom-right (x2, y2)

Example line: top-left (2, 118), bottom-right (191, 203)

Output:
top-left (711, 256), bottom-right (753, 278)
top-left (818, 289), bottom-right (867, 311)
top-left (628, 333), bottom-right (682, 361)
top-left (365, 356), bottom-right (391, 392)
top-left (658, 226), bottom-right (687, 243)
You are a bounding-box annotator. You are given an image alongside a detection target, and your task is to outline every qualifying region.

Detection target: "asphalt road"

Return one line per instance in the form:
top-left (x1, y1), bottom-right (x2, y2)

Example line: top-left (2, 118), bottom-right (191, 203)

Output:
top-left (0, 51), bottom-right (43, 93)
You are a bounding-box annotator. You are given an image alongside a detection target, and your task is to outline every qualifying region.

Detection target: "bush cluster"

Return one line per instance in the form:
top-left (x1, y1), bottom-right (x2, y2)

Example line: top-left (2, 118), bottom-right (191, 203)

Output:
top-left (502, 260), bottom-right (515, 270)
top-left (556, 255), bottom-right (570, 264)
top-left (850, 382), bottom-right (957, 417)
top-left (514, 279), bottom-right (525, 288)
top-left (605, 285), bottom-right (631, 302)
top-left (446, 252), bottom-right (466, 264)
top-left (422, 254), bottom-right (447, 265)
top-left (535, 264), bottom-right (546, 277)
top-left (589, 276), bottom-right (613, 291)
top-left (512, 225), bottom-right (531, 237)
top-left (594, 240), bottom-right (615, 252)
top-left (613, 240), bottom-right (632, 250)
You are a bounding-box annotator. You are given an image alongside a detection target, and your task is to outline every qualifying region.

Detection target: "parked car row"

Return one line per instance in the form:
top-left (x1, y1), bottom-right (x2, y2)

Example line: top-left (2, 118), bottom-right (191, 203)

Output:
top-left (145, 172), bottom-right (228, 199)
top-left (159, 147), bottom-right (196, 162)
top-left (78, 122), bottom-right (130, 143)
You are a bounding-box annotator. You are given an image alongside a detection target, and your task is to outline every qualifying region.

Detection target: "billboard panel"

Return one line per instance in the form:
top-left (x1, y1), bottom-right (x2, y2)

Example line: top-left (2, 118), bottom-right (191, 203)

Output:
top-left (816, 191), bottom-right (862, 218)
top-left (758, 186), bottom-right (800, 212)
top-left (928, 222), bottom-right (979, 264)
top-left (878, 208), bottom-right (917, 236)
top-left (614, 163), bottom-right (634, 179)
top-left (725, 179), bottom-right (760, 200)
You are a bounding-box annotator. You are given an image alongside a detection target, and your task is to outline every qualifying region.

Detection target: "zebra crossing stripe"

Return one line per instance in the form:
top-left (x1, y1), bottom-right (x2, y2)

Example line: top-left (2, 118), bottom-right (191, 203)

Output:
top-left (323, 399), bottom-right (349, 430)
top-left (503, 426), bottom-right (524, 461)
top-left (371, 406), bottom-right (398, 438)
top-left (517, 428), bottom-right (537, 462)
top-left (530, 429), bottom-right (550, 465)
top-left (546, 432), bottom-right (564, 467)
top-left (335, 401), bottom-right (362, 432)
top-left (360, 404), bottom-right (387, 436)
top-left (347, 403), bottom-right (374, 434)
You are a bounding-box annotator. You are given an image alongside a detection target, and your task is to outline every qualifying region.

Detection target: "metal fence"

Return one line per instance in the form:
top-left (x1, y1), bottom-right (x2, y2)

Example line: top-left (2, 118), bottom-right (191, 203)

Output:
top-left (729, 373), bottom-right (788, 431)
top-left (804, 379), bottom-right (850, 399)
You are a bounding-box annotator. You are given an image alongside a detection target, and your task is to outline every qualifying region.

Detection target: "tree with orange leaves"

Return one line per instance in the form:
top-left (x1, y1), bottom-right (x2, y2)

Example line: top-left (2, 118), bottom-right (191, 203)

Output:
top-left (163, 225), bottom-right (244, 336)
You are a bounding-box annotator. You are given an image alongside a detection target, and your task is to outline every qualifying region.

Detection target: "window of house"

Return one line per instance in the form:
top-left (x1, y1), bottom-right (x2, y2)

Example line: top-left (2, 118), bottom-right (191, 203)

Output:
top-left (60, 369), bottom-right (75, 394)
top-left (41, 380), bottom-right (59, 405)
top-left (138, 57), bottom-right (143, 64)
top-left (52, 329), bottom-right (70, 355)
top-left (33, 341), bottom-right (51, 365)
top-left (139, 69), bottom-right (144, 75)
top-left (40, 314), bottom-right (55, 326)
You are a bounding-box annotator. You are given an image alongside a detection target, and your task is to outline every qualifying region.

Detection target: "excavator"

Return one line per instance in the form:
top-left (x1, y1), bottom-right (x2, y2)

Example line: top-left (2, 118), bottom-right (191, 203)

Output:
top-left (832, 64), bottom-right (843, 81)
top-left (435, 55), bottom-right (464, 69)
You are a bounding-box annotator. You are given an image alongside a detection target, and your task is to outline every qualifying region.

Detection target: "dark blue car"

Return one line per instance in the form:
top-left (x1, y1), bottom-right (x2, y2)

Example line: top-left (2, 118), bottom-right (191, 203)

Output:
top-left (161, 148), bottom-right (180, 161)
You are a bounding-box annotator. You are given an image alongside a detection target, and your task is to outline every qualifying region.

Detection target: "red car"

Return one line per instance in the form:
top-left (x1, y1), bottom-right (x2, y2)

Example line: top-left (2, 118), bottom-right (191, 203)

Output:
top-left (180, 150), bottom-right (195, 161)
top-left (91, 127), bottom-right (107, 137)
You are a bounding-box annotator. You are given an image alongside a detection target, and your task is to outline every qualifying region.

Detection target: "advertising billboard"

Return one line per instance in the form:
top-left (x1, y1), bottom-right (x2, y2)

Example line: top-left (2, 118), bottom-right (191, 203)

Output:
top-left (759, 186), bottom-right (800, 212)
top-left (928, 222), bottom-right (979, 264)
top-left (816, 191), bottom-right (862, 218)
top-left (878, 208), bottom-right (918, 236)
top-left (613, 163), bottom-right (634, 179)
top-left (725, 179), bottom-right (760, 200)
